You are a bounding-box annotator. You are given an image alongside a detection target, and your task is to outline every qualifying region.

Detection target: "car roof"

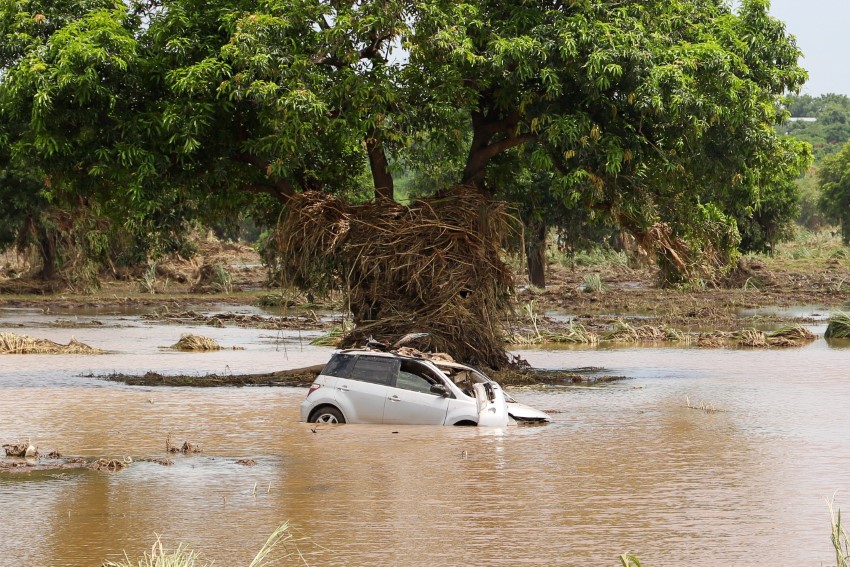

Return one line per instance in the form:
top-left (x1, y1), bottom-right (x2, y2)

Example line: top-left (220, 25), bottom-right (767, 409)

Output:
top-left (335, 348), bottom-right (476, 371)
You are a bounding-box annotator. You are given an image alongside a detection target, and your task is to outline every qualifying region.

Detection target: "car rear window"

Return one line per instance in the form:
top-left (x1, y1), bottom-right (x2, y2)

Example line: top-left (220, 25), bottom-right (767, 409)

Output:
top-left (348, 356), bottom-right (397, 386)
top-left (322, 354), bottom-right (356, 378)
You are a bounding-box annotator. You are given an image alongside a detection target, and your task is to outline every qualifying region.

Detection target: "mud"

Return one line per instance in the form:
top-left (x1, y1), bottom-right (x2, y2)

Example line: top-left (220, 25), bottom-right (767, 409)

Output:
top-left (99, 365), bottom-right (327, 388)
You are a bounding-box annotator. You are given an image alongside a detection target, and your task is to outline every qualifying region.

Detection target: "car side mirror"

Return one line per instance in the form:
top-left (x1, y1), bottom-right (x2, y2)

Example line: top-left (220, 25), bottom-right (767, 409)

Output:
top-left (430, 383), bottom-right (450, 397)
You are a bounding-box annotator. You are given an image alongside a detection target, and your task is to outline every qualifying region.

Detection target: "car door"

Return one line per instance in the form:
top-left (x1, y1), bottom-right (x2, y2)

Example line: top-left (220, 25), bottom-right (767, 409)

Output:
top-left (334, 355), bottom-right (398, 423)
top-left (382, 360), bottom-right (450, 425)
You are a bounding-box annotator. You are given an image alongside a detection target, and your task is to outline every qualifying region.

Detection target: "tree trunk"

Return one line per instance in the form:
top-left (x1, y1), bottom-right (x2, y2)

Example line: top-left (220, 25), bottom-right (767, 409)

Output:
top-left (37, 226), bottom-right (57, 281)
top-left (366, 131), bottom-right (394, 200)
top-left (526, 220), bottom-right (546, 289)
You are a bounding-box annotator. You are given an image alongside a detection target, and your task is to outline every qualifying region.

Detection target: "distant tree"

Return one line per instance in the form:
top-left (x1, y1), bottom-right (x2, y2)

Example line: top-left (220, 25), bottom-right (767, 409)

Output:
top-left (783, 94), bottom-right (850, 162)
top-left (818, 142), bottom-right (850, 244)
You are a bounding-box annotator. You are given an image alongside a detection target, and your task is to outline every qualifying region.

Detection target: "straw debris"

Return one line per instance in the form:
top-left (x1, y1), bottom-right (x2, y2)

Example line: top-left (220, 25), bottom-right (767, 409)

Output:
top-left (0, 332), bottom-right (101, 354)
top-left (603, 321), bottom-right (689, 343)
top-left (270, 187), bottom-right (517, 369)
top-left (169, 334), bottom-right (222, 351)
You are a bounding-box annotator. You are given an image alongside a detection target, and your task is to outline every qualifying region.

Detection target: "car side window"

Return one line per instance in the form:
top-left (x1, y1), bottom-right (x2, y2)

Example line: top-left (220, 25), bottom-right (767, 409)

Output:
top-left (395, 360), bottom-right (443, 395)
top-left (322, 354), bottom-right (356, 379)
top-left (348, 356), bottom-right (398, 386)
top-left (396, 370), bottom-right (436, 394)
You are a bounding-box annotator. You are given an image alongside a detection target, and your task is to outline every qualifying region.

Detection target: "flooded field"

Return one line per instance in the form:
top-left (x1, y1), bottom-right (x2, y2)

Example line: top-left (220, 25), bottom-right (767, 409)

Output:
top-left (2, 307), bottom-right (850, 565)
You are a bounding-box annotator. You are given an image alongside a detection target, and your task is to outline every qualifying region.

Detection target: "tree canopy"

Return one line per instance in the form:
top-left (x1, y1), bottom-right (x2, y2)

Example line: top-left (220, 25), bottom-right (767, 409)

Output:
top-left (0, 0), bottom-right (814, 360)
top-left (817, 142), bottom-right (850, 244)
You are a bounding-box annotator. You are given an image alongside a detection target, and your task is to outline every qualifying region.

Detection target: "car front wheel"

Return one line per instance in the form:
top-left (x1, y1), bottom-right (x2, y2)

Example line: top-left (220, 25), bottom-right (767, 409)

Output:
top-left (309, 406), bottom-right (345, 424)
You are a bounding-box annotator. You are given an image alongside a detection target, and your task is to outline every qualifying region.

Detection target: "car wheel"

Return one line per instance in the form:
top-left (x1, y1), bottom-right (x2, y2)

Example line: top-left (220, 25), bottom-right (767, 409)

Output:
top-left (309, 406), bottom-right (345, 424)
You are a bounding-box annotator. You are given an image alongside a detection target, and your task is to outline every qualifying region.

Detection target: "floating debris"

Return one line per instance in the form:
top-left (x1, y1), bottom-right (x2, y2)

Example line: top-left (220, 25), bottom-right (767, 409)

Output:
top-left (3, 442), bottom-right (38, 458)
top-left (0, 332), bottom-right (102, 354)
top-left (166, 436), bottom-right (201, 454)
top-left (236, 459), bottom-right (257, 466)
top-left (91, 458), bottom-right (128, 472)
top-left (686, 396), bottom-right (724, 414)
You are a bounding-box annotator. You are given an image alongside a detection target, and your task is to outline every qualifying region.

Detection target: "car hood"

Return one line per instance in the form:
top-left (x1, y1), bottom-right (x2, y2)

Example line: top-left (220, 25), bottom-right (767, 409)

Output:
top-left (506, 401), bottom-right (551, 422)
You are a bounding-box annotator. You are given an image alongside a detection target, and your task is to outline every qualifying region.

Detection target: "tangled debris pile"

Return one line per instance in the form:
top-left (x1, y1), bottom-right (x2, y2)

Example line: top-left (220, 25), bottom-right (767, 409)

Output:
top-left (0, 332), bottom-right (102, 354)
top-left (271, 188), bottom-right (516, 369)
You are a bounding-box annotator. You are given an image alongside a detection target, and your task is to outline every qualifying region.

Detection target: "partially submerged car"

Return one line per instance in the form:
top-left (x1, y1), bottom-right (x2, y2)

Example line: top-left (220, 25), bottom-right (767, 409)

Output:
top-left (300, 349), bottom-right (551, 426)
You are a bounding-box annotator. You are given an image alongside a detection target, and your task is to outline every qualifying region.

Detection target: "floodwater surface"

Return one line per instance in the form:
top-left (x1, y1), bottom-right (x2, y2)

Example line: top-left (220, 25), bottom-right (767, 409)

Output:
top-left (1, 308), bottom-right (849, 566)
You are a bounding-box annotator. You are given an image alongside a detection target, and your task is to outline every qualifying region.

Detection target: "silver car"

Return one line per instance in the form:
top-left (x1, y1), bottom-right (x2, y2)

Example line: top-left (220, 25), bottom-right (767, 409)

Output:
top-left (300, 349), bottom-right (550, 426)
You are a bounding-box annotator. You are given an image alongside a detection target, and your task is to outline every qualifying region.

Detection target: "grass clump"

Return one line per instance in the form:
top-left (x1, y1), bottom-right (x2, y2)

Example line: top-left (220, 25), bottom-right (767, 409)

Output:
top-left (103, 522), bottom-right (319, 567)
top-left (581, 273), bottom-right (605, 293)
top-left (139, 263), bottom-right (167, 294)
top-left (825, 313), bottom-right (850, 339)
top-left (103, 538), bottom-right (204, 567)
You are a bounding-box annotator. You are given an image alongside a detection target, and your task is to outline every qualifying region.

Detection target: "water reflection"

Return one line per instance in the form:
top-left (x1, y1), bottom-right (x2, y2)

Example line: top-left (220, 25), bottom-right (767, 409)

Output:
top-left (2, 310), bottom-right (849, 565)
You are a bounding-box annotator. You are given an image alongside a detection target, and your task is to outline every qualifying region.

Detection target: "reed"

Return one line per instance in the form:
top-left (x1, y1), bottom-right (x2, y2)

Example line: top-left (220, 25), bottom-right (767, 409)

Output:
top-left (139, 263), bottom-right (159, 294)
top-left (102, 522), bottom-right (315, 567)
top-left (829, 499), bottom-right (850, 567)
top-left (103, 538), bottom-right (204, 567)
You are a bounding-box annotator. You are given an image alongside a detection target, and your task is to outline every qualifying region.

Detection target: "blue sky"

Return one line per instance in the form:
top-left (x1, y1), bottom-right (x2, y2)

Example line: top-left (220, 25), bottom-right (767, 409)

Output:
top-left (768, 0), bottom-right (850, 96)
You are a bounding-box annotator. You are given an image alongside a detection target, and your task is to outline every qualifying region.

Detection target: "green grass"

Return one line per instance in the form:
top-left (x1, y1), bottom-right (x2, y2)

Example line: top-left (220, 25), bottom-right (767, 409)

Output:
top-left (581, 273), bottom-right (605, 293)
top-left (554, 246), bottom-right (630, 269)
top-left (830, 500), bottom-right (850, 567)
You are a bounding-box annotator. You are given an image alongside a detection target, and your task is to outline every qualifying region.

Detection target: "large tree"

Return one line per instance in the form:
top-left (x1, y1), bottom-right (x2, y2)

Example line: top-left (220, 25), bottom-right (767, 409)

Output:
top-left (0, 0), bottom-right (811, 362)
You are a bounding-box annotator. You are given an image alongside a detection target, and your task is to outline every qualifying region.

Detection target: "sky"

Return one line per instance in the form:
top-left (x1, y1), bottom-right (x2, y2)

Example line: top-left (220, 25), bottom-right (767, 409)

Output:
top-left (768, 0), bottom-right (850, 96)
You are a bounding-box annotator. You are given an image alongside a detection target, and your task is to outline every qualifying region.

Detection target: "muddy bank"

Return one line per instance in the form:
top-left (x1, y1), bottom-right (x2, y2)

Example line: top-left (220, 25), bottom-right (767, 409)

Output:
top-left (100, 365), bottom-right (628, 388)
top-left (99, 365), bottom-right (327, 388)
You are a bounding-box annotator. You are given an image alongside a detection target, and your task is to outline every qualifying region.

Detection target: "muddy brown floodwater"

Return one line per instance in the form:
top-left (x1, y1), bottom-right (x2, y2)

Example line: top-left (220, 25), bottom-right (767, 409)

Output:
top-left (2, 306), bottom-right (850, 566)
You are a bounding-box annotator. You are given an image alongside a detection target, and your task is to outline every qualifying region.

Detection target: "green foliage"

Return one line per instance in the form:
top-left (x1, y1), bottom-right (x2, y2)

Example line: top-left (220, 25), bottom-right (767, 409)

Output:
top-left (783, 94), bottom-right (850, 162)
top-left (818, 142), bottom-right (850, 244)
top-left (581, 273), bottom-right (605, 293)
top-left (0, 0), bottom-right (813, 288)
top-left (825, 312), bottom-right (850, 340)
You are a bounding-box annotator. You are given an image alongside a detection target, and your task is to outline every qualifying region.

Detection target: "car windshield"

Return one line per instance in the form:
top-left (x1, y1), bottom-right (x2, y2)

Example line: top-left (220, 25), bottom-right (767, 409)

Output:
top-left (438, 364), bottom-right (518, 403)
